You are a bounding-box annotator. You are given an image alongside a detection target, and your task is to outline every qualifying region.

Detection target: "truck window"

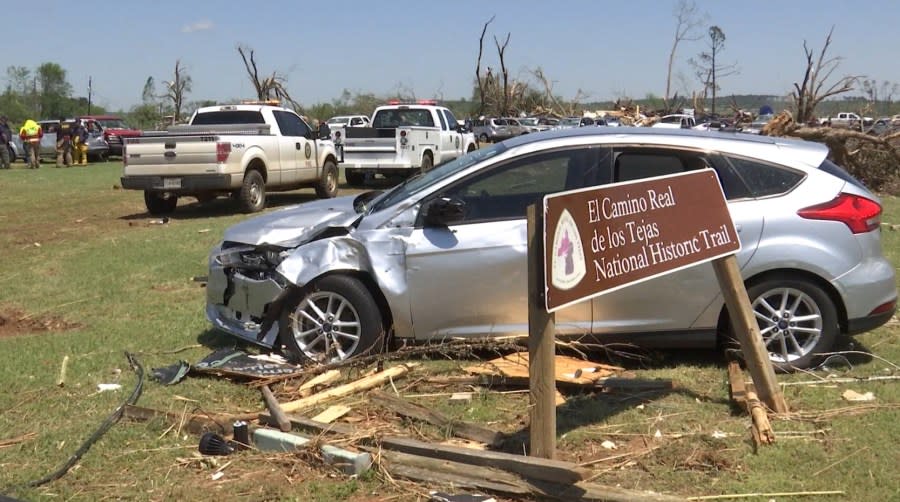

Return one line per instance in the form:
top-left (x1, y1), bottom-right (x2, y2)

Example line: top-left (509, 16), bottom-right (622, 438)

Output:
top-left (192, 111), bottom-right (265, 125)
top-left (437, 111), bottom-right (448, 130)
top-left (372, 108), bottom-right (435, 128)
top-left (273, 110), bottom-right (311, 137)
top-left (443, 110), bottom-right (459, 130)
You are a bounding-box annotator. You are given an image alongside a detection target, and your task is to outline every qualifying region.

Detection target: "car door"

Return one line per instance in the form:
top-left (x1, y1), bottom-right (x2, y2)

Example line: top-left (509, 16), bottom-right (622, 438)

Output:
top-left (589, 147), bottom-right (764, 336)
top-left (404, 147), bottom-right (609, 340)
top-left (442, 109), bottom-right (463, 159)
top-left (272, 110), bottom-right (314, 183)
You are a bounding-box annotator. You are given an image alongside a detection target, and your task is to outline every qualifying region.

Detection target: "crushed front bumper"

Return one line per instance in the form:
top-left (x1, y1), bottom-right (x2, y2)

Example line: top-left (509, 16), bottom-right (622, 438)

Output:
top-left (206, 255), bottom-right (287, 347)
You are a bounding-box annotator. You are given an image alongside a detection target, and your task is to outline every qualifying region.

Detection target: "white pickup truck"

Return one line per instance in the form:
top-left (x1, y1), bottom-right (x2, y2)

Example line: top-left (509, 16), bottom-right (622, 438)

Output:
top-left (337, 101), bottom-right (477, 186)
top-left (121, 103), bottom-right (340, 215)
top-left (820, 112), bottom-right (874, 129)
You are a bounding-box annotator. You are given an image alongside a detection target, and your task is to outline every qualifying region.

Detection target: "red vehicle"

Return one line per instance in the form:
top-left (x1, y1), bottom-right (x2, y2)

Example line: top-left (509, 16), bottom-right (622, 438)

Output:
top-left (78, 115), bottom-right (142, 157)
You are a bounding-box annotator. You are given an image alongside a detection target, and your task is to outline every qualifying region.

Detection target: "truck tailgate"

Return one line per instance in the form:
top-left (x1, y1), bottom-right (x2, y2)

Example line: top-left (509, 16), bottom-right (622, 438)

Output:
top-left (125, 135), bottom-right (222, 176)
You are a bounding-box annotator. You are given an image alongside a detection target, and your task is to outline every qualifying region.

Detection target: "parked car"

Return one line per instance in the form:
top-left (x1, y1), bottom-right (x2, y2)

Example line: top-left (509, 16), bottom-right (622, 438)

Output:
top-left (652, 114), bottom-right (697, 129)
top-left (501, 117), bottom-right (528, 136)
top-left (554, 117), bottom-right (583, 130)
top-left (519, 117), bottom-right (559, 133)
top-left (205, 128), bottom-right (896, 370)
top-left (326, 115), bottom-right (370, 128)
top-left (37, 119), bottom-right (110, 162)
top-left (79, 115), bottom-right (142, 157)
top-left (472, 117), bottom-right (512, 142)
top-left (7, 136), bottom-right (24, 162)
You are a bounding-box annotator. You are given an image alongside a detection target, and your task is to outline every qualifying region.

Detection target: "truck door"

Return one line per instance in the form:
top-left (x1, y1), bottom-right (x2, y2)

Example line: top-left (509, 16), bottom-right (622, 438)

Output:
top-left (273, 110), bottom-right (314, 183)
top-left (435, 110), bottom-right (455, 163)
top-left (442, 109), bottom-right (464, 158)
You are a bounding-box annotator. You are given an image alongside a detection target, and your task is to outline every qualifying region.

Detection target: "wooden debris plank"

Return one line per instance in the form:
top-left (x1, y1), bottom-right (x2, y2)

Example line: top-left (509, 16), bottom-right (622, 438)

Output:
top-left (279, 363), bottom-right (417, 413)
top-left (297, 369), bottom-right (342, 397)
top-left (599, 378), bottom-right (675, 392)
top-left (261, 385), bottom-right (292, 432)
top-left (370, 390), bottom-right (503, 446)
top-left (311, 405), bottom-right (352, 424)
top-left (746, 391), bottom-right (775, 445)
top-left (463, 352), bottom-right (622, 385)
top-left (726, 360), bottom-right (748, 407)
top-left (123, 405), bottom-right (250, 436)
top-left (378, 435), bottom-right (590, 485)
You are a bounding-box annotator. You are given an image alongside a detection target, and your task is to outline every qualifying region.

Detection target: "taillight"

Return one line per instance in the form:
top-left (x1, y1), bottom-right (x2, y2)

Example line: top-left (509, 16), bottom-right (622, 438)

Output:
top-left (797, 193), bottom-right (882, 234)
top-left (399, 130), bottom-right (408, 146)
top-left (216, 142), bottom-right (232, 163)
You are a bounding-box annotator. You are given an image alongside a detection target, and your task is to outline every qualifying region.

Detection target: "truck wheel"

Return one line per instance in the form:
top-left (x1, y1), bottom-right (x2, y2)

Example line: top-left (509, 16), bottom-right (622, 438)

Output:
top-left (421, 152), bottom-right (434, 173)
top-left (315, 159), bottom-right (339, 198)
top-left (238, 170), bottom-right (266, 213)
top-left (345, 168), bottom-right (365, 187)
top-left (467, 144), bottom-right (477, 154)
top-left (144, 191), bottom-right (178, 215)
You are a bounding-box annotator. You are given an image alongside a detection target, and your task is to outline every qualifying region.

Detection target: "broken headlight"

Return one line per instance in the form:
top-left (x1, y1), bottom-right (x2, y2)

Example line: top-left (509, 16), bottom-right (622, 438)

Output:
top-left (216, 243), bottom-right (289, 270)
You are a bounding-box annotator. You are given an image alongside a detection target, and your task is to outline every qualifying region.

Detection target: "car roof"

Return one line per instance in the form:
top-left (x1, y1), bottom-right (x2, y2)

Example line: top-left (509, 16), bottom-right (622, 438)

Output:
top-left (501, 127), bottom-right (829, 168)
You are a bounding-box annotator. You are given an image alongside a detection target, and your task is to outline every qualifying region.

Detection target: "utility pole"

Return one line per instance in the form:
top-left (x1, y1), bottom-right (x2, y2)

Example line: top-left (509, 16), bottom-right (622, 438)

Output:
top-left (87, 76), bottom-right (92, 114)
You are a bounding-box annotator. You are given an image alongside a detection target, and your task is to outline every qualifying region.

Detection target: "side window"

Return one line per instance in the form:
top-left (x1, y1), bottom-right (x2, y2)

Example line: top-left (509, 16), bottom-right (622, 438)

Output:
top-left (437, 111), bottom-right (448, 130)
top-left (273, 111), bottom-right (310, 137)
top-left (614, 149), bottom-right (750, 200)
top-left (725, 156), bottom-right (805, 197)
top-left (429, 148), bottom-right (607, 224)
top-left (350, 117), bottom-right (362, 126)
top-left (443, 110), bottom-right (459, 130)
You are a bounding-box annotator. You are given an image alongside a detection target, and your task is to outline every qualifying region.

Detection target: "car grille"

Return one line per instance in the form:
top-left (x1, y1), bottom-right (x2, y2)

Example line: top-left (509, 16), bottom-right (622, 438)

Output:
top-left (107, 136), bottom-right (123, 146)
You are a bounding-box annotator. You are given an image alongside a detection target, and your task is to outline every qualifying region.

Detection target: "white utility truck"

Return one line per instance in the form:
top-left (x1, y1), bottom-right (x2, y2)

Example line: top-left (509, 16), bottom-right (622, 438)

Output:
top-left (337, 100), bottom-right (477, 185)
top-left (121, 102), bottom-right (340, 214)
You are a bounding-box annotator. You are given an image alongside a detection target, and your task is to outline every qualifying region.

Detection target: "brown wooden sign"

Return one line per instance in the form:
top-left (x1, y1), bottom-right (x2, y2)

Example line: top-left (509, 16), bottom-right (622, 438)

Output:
top-left (543, 169), bottom-right (740, 312)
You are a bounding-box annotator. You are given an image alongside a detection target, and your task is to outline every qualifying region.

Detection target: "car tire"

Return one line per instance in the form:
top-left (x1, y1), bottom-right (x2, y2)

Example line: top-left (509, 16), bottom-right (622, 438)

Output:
top-left (144, 191), bottom-right (178, 215)
top-left (238, 170), bottom-right (266, 213)
top-left (479, 133), bottom-right (489, 143)
top-left (345, 168), bottom-right (365, 187)
top-left (421, 152), bottom-right (434, 173)
top-left (467, 144), bottom-right (477, 154)
top-left (279, 275), bottom-right (384, 364)
top-left (7, 145), bottom-right (16, 162)
top-left (729, 277), bottom-right (839, 371)
top-left (315, 159), bottom-right (339, 199)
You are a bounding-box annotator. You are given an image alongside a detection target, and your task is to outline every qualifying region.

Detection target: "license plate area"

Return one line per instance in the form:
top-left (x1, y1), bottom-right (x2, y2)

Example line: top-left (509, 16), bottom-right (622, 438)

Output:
top-left (163, 177), bottom-right (182, 189)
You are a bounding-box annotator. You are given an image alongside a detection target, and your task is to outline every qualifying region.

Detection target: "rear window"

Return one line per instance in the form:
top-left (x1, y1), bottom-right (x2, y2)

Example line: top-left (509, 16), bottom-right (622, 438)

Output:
top-left (371, 108), bottom-right (435, 128)
top-left (191, 111), bottom-right (265, 125)
top-left (818, 158), bottom-right (869, 191)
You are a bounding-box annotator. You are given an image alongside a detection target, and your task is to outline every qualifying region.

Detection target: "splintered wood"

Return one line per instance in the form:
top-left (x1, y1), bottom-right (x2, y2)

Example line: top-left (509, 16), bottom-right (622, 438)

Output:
top-left (727, 360), bottom-right (775, 446)
top-left (463, 351), bottom-right (622, 385)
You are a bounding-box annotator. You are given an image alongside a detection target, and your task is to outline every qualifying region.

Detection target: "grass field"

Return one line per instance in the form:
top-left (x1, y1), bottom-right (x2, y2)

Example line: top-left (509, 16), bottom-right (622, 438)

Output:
top-left (0, 159), bottom-right (898, 501)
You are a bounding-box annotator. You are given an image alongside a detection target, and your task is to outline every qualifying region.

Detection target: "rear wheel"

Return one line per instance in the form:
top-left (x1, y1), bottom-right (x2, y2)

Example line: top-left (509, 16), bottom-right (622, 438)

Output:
top-left (345, 168), bottom-right (365, 186)
top-left (467, 144), bottom-right (477, 153)
top-left (315, 159), bottom-right (339, 198)
top-left (144, 191), bottom-right (178, 215)
top-left (420, 152), bottom-right (434, 173)
top-left (730, 278), bottom-right (839, 371)
top-left (479, 133), bottom-right (489, 143)
top-left (238, 170), bottom-right (266, 213)
top-left (279, 275), bottom-right (384, 364)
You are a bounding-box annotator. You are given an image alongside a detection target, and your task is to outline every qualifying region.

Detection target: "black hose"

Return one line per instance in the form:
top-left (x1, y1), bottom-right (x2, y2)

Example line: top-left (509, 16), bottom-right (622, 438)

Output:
top-left (14, 352), bottom-right (144, 490)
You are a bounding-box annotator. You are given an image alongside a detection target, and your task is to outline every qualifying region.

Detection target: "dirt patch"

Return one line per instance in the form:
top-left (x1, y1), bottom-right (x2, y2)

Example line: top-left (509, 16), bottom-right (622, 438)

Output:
top-left (0, 308), bottom-right (83, 338)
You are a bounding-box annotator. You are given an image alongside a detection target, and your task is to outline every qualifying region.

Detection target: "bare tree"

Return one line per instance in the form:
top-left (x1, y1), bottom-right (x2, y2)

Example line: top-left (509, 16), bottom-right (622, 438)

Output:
top-left (494, 32), bottom-right (511, 115)
top-left (665, 0), bottom-right (703, 112)
top-left (474, 16), bottom-right (495, 116)
top-left (791, 27), bottom-right (861, 125)
top-left (237, 45), bottom-right (301, 110)
top-left (163, 60), bottom-right (192, 123)
top-left (689, 26), bottom-right (738, 115)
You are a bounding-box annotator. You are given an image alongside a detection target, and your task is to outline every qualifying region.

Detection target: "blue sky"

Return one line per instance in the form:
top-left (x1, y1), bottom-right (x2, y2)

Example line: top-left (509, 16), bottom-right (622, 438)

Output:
top-left (6, 0), bottom-right (898, 111)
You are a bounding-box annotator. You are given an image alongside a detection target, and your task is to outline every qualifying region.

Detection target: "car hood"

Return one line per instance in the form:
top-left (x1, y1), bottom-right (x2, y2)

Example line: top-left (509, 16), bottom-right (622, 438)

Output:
top-left (222, 196), bottom-right (360, 247)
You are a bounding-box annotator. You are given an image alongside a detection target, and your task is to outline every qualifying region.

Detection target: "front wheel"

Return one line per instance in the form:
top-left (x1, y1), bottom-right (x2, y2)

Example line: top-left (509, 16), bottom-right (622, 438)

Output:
top-left (279, 275), bottom-right (384, 364)
top-left (238, 170), bottom-right (266, 213)
top-left (144, 191), bottom-right (178, 215)
top-left (735, 278), bottom-right (839, 371)
top-left (315, 159), bottom-right (339, 198)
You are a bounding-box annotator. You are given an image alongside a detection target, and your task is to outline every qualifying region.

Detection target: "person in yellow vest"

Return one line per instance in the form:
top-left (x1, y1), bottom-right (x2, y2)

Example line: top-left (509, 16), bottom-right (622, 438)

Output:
top-left (18, 119), bottom-right (43, 169)
top-left (71, 118), bottom-right (89, 166)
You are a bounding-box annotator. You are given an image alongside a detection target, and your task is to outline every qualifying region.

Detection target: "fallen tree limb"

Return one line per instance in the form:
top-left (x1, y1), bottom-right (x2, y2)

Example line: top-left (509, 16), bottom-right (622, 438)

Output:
top-left (279, 363), bottom-right (418, 413)
top-left (261, 385), bottom-right (291, 432)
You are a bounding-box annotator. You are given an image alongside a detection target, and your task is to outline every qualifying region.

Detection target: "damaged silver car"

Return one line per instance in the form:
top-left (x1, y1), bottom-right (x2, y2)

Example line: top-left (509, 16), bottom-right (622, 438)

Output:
top-left (207, 128), bottom-right (896, 369)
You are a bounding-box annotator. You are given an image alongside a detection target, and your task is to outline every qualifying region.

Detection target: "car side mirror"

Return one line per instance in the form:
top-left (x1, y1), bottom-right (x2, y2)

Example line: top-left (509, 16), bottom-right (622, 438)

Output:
top-left (423, 196), bottom-right (466, 227)
top-left (317, 123), bottom-right (331, 140)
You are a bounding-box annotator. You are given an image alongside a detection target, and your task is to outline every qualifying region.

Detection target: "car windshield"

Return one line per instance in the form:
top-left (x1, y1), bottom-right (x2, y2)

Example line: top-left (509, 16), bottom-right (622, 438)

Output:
top-left (371, 108), bottom-right (435, 128)
top-left (519, 118), bottom-right (538, 126)
top-left (660, 115), bottom-right (685, 124)
top-left (559, 118), bottom-right (580, 126)
top-left (97, 119), bottom-right (130, 129)
top-left (327, 117), bottom-right (349, 125)
top-left (364, 143), bottom-right (509, 214)
top-left (505, 118), bottom-right (521, 126)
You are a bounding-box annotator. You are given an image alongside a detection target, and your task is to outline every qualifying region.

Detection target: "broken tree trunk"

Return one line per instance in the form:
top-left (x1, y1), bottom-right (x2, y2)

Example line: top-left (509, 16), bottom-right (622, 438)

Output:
top-left (369, 390), bottom-right (504, 446)
top-left (279, 364), bottom-right (418, 413)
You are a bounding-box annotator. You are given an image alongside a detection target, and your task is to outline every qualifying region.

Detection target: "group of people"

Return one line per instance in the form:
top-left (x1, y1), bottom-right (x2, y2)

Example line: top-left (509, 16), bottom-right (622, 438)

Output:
top-left (0, 115), bottom-right (90, 169)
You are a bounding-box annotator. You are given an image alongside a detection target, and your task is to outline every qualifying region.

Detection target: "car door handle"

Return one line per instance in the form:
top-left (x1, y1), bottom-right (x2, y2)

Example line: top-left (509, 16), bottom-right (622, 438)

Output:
top-left (295, 142), bottom-right (302, 150)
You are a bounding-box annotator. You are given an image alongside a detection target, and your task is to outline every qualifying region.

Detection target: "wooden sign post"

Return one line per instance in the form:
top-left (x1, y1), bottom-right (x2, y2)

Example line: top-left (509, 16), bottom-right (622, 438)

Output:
top-left (529, 170), bottom-right (787, 459)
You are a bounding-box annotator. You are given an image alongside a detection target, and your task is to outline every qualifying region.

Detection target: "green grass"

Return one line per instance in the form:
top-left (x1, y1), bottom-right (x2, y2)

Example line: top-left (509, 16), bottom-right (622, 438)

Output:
top-left (0, 161), bottom-right (898, 500)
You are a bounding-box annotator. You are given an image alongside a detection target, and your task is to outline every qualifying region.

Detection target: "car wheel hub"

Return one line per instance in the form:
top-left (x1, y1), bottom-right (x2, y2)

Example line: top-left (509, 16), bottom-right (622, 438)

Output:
top-left (752, 287), bottom-right (823, 364)
top-left (290, 291), bottom-right (361, 363)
